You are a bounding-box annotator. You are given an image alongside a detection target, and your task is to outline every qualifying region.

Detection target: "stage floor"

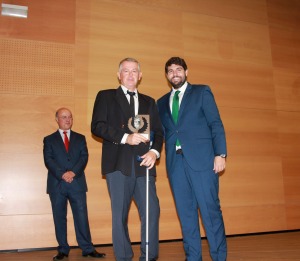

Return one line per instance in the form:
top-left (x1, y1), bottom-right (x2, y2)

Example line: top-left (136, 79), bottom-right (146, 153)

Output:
top-left (1, 231), bottom-right (300, 260)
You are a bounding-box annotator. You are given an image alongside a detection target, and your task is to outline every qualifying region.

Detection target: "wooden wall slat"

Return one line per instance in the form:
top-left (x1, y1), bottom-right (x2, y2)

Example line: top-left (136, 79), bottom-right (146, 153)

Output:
top-left (112, 0), bottom-right (269, 25)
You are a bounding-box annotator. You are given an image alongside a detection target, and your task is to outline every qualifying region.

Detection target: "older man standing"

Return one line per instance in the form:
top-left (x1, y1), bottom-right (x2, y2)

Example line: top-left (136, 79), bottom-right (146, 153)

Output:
top-left (91, 58), bottom-right (163, 261)
top-left (43, 107), bottom-right (105, 260)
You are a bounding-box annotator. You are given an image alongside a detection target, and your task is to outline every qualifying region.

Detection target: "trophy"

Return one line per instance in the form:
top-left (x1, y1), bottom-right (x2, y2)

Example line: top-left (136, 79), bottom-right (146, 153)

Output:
top-left (127, 114), bottom-right (150, 139)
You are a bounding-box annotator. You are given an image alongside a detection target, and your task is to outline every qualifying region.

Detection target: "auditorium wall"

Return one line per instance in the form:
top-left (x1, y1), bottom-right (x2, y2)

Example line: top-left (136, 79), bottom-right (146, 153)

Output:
top-left (0, 0), bottom-right (299, 250)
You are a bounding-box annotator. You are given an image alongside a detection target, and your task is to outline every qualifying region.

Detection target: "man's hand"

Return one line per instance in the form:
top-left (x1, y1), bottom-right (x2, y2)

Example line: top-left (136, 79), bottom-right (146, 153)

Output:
top-left (139, 151), bottom-right (157, 169)
top-left (213, 156), bottom-right (226, 174)
top-left (62, 171), bottom-right (75, 183)
top-left (126, 133), bottom-right (149, 145)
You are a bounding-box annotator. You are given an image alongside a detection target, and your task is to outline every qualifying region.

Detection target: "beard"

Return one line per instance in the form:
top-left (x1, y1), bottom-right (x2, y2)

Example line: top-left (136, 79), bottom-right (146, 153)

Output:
top-left (168, 75), bottom-right (186, 89)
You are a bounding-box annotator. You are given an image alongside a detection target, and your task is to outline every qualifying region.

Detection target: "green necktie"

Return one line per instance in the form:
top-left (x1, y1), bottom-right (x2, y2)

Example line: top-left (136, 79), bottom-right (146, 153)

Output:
top-left (172, 90), bottom-right (181, 146)
top-left (172, 91), bottom-right (180, 123)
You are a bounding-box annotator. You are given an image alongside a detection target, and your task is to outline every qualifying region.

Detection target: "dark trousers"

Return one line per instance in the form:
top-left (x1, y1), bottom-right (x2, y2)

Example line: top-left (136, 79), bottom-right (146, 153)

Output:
top-left (49, 185), bottom-right (94, 255)
top-left (168, 154), bottom-right (227, 261)
top-left (106, 170), bottom-right (160, 261)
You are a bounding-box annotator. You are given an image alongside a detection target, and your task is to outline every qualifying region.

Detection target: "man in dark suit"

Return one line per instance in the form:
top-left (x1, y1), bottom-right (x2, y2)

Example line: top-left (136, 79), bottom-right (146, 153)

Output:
top-left (43, 107), bottom-right (105, 260)
top-left (91, 58), bottom-right (163, 261)
top-left (157, 57), bottom-right (227, 261)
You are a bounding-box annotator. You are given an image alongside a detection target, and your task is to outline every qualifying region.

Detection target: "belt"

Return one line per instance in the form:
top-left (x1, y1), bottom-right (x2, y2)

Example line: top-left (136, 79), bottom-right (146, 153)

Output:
top-left (176, 149), bottom-right (183, 154)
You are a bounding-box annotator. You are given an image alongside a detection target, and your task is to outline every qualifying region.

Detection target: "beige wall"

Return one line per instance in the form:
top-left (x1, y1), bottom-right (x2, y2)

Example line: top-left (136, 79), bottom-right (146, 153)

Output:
top-left (0, 0), bottom-right (299, 250)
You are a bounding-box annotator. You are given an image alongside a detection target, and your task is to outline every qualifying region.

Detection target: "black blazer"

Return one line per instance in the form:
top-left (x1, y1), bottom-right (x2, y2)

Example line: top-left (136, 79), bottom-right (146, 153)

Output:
top-left (43, 130), bottom-right (88, 194)
top-left (91, 86), bottom-right (163, 177)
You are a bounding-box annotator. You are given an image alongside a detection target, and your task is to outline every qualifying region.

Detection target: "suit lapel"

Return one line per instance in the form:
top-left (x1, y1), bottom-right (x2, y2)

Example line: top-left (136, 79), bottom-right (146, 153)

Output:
top-left (165, 92), bottom-right (173, 119)
top-left (162, 91), bottom-right (174, 125)
top-left (54, 130), bottom-right (68, 153)
top-left (116, 86), bottom-right (131, 118)
top-left (68, 131), bottom-right (75, 153)
top-left (178, 83), bottom-right (192, 122)
top-left (137, 93), bottom-right (149, 115)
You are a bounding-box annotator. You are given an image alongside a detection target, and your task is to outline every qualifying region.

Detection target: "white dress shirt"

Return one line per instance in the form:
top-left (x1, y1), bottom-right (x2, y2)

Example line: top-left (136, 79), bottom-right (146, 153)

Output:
top-left (58, 129), bottom-right (70, 141)
top-left (169, 81), bottom-right (188, 112)
top-left (120, 86), bottom-right (160, 159)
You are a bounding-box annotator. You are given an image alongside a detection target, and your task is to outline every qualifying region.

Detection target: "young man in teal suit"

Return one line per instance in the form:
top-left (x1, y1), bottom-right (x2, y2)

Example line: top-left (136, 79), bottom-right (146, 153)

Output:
top-left (43, 107), bottom-right (105, 260)
top-left (157, 57), bottom-right (227, 261)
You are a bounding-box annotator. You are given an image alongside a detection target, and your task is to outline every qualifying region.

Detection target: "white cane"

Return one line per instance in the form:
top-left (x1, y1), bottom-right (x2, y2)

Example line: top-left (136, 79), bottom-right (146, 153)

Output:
top-left (146, 167), bottom-right (149, 261)
top-left (144, 131), bottom-right (154, 261)
top-left (137, 155), bottom-right (150, 260)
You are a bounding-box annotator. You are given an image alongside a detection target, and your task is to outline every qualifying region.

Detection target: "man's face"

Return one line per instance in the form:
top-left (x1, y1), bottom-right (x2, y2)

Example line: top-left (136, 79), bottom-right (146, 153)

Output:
top-left (56, 109), bottom-right (73, 130)
top-left (117, 61), bottom-right (142, 91)
top-left (166, 64), bottom-right (188, 89)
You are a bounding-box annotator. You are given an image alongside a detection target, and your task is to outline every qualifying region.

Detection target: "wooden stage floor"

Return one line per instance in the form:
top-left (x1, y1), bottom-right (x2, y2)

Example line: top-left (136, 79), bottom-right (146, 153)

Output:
top-left (1, 231), bottom-right (300, 261)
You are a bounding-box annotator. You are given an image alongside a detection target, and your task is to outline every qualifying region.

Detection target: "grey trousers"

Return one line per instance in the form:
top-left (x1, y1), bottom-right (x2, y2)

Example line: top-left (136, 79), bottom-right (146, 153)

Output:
top-left (106, 170), bottom-right (160, 261)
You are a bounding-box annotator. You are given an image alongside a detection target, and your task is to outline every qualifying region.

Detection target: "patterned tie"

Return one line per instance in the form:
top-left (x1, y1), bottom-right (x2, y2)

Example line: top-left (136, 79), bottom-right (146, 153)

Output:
top-left (63, 131), bottom-right (69, 152)
top-left (127, 90), bottom-right (136, 117)
top-left (172, 91), bottom-right (181, 146)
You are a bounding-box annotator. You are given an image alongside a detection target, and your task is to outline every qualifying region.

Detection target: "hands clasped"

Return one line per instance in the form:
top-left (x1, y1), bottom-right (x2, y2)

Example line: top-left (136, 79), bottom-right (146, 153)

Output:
top-left (62, 171), bottom-right (75, 183)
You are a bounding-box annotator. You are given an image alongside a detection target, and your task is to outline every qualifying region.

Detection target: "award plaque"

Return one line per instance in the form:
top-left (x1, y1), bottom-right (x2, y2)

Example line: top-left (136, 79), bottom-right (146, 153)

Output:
top-left (127, 114), bottom-right (150, 139)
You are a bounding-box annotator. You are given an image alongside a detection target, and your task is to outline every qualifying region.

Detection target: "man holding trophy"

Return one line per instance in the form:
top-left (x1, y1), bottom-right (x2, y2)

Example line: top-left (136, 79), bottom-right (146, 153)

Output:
top-left (91, 58), bottom-right (163, 261)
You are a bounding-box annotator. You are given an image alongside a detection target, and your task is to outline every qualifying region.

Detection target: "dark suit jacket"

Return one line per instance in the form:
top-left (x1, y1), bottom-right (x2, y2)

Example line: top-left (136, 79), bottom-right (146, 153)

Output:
top-left (43, 130), bottom-right (88, 194)
top-left (91, 86), bottom-right (163, 177)
top-left (157, 83), bottom-right (227, 174)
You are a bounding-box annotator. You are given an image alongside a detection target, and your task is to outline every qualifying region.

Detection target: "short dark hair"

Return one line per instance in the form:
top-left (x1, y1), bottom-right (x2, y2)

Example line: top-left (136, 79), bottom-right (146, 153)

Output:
top-left (165, 57), bottom-right (188, 73)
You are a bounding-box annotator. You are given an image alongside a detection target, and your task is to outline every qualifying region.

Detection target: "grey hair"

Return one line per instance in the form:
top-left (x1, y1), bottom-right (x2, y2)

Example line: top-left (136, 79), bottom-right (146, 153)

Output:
top-left (119, 57), bottom-right (141, 72)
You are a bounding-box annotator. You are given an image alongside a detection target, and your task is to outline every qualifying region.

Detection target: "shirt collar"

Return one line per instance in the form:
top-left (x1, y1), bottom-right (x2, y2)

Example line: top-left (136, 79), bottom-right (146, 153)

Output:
top-left (121, 85), bottom-right (137, 95)
top-left (59, 129), bottom-right (70, 135)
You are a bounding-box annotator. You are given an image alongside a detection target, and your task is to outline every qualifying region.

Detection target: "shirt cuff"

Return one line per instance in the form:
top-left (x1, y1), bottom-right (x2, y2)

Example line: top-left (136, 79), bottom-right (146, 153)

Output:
top-left (150, 149), bottom-right (160, 159)
top-left (121, 133), bottom-right (129, 144)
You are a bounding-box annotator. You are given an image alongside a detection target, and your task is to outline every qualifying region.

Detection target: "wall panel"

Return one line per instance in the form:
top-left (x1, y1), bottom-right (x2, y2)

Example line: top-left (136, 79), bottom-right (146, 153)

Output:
top-left (183, 12), bottom-right (272, 65)
top-left (117, 0), bottom-right (269, 25)
top-left (0, 0), bottom-right (75, 43)
top-left (278, 111), bottom-right (300, 230)
top-left (267, 0), bottom-right (300, 231)
top-left (82, 0), bottom-right (184, 101)
top-left (274, 69), bottom-right (300, 112)
top-left (0, 0), bottom-right (299, 251)
top-left (0, 38), bottom-right (74, 96)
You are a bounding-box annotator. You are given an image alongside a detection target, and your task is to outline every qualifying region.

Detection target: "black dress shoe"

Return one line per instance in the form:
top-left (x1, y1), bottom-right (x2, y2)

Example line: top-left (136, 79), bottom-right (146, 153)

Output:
top-left (149, 259), bottom-right (157, 261)
top-left (83, 250), bottom-right (106, 258)
top-left (53, 252), bottom-right (68, 260)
